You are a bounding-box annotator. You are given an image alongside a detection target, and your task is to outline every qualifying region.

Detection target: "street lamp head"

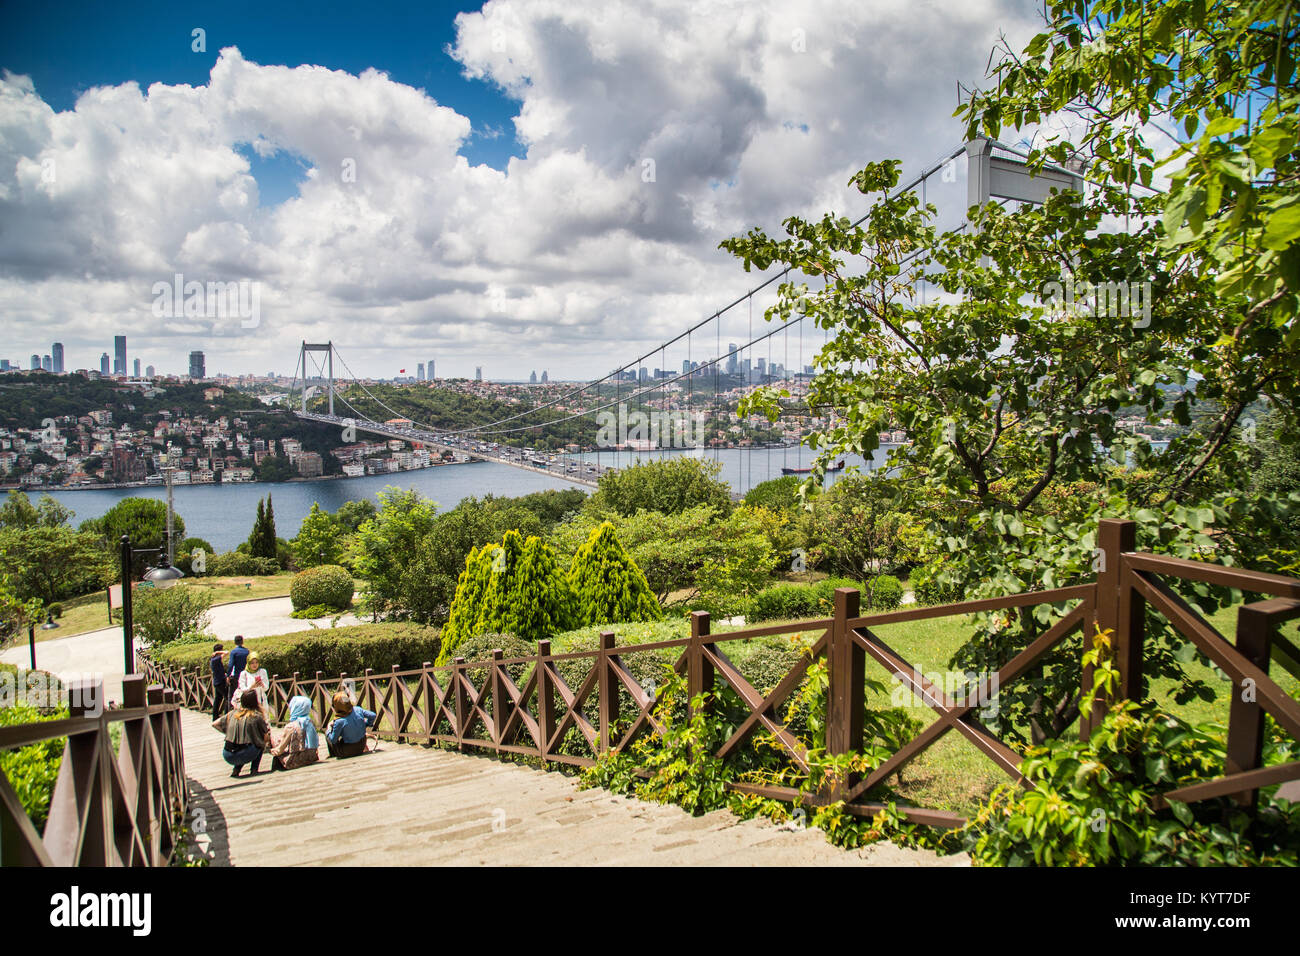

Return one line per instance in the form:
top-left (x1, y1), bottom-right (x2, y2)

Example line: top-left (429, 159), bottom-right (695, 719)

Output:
top-left (143, 557), bottom-right (185, 589)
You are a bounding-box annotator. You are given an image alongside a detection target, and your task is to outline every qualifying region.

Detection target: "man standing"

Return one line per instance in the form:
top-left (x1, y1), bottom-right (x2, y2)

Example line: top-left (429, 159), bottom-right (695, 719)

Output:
top-left (227, 635), bottom-right (249, 705)
top-left (209, 643), bottom-right (229, 720)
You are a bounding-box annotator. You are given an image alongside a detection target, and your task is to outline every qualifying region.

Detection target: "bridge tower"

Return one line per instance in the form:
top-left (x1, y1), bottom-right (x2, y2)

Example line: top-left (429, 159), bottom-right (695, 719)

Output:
top-left (298, 341), bottom-right (335, 416)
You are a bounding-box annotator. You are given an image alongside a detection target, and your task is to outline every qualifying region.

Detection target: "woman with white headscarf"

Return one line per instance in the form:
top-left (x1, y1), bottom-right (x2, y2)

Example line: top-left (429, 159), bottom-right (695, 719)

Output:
top-left (236, 651), bottom-right (271, 716)
top-left (270, 695), bottom-right (320, 771)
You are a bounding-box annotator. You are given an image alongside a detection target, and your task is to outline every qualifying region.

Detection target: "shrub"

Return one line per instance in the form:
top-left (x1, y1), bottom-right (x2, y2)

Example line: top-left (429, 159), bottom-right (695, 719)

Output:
top-left (290, 565), bottom-right (354, 612)
top-left (967, 701), bottom-right (1300, 866)
top-left (448, 632), bottom-right (535, 686)
top-left (869, 574), bottom-right (904, 610)
top-left (0, 702), bottom-right (67, 832)
top-left (132, 585), bottom-right (214, 648)
top-left (569, 522), bottom-right (663, 626)
top-left (911, 563), bottom-right (962, 606)
top-left (685, 591), bottom-right (755, 621)
top-left (155, 622), bottom-right (440, 679)
top-left (734, 639), bottom-right (809, 694)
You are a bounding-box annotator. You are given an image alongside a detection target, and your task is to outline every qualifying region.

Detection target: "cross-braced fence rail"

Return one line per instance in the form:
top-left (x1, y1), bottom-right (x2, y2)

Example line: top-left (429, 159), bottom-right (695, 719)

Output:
top-left (0, 676), bottom-right (188, 866)
top-left (140, 519), bottom-right (1300, 829)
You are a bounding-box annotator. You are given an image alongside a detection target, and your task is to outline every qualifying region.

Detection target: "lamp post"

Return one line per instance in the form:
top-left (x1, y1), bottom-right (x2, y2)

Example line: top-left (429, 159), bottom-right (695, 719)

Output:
top-left (120, 535), bottom-right (182, 674)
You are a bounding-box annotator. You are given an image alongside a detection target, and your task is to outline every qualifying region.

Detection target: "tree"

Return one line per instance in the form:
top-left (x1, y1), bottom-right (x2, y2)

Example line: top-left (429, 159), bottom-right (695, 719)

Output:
top-left (0, 526), bottom-right (113, 606)
top-left (568, 522), bottom-right (662, 627)
top-left (247, 494), bottom-right (277, 560)
top-left (552, 504), bottom-right (723, 603)
top-left (176, 537), bottom-right (214, 575)
top-left (439, 545), bottom-right (497, 662)
top-left (718, 10), bottom-right (1300, 741)
top-left (958, 0), bottom-right (1300, 484)
top-left (0, 491), bottom-right (72, 530)
top-left (350, 487), bottom-right (439, 621)
top-left (254, 455), bottom-right (293, 482)
top-left (81, 497), bottom-right (185, 579)
top-left (334, 499), bottom-right (378, 534)
top-left (507, 535), bottom-right (578, 642)
top-left (743, 475), bottom-right (803, 512)
top-left (293, 503), bottom-right (342, 568)
top-left (0, 571), bottom-right (44, 647)
top-left (587, 457), bottom-right (734, 518)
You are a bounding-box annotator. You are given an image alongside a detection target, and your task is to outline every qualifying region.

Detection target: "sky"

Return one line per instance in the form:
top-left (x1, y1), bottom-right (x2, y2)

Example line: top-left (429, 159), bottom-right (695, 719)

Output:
top-left (0, 0), bottom-right (1045, 381)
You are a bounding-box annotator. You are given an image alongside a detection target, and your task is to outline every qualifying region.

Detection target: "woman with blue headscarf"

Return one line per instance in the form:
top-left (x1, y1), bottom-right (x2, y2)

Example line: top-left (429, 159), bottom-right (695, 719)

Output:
top-left (270, 695), bottom-right (321, 771)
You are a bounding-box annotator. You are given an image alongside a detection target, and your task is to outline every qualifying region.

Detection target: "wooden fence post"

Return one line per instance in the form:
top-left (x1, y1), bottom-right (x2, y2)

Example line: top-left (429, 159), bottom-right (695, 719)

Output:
top-left (537, 640), bottom-right (553, 764)
top-left (1226, 601), bottom-right (1276, 808)
top-left (687, 611), bottom-right (714, 726)
top-left (421, 662), bottom-right (434, 738)
top-left (598, 632), bottom-right (617, 754)
top-left (826, 588), bottom-right (864, 800)
top-left (1087, 519), bottom-right (1142, 736)
top-left (391, 664), bottom-right (404, 737)
top-left (454, 657), bottom-right (468, 751)
top-left (490, 649), bottom-right (505, 746)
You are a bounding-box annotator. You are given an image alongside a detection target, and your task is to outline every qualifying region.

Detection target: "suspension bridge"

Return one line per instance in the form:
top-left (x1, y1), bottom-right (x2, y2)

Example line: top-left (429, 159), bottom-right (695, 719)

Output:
top-left (284, 138), bottom-right (1086, 497)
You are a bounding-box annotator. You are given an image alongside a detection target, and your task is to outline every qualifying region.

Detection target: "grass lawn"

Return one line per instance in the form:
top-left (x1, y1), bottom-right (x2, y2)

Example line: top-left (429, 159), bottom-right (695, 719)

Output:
top-left (36, 574), bottom-right (298, 643)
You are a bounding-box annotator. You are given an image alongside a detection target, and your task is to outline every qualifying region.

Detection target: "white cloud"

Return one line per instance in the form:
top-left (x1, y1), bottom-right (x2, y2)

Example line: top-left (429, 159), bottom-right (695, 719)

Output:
top-left (0, 0), bottom-right (1043, 379)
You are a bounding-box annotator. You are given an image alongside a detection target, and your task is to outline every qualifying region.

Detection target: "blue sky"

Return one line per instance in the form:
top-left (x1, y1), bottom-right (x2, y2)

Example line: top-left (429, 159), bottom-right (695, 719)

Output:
top-left (1, 0), bottom-right (522, 203)
top-left (0, 1), bottom-right (1044, 379)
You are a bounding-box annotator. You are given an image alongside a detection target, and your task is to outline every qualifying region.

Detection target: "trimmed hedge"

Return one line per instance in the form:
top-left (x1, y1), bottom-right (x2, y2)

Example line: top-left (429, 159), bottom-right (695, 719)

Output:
top-left (208, 552), bottom-right (281, 577)
top-left (154, 622), bottom-right (439, 679)
top-left (748, 577), bottom-right (867, 623)
top-left (290, 565), bottom-right (354, 612)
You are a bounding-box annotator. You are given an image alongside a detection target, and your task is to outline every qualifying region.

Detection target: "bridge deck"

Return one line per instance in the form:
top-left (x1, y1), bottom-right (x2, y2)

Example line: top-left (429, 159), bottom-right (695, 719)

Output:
top-left (180, 709), bottom-right (964, 866)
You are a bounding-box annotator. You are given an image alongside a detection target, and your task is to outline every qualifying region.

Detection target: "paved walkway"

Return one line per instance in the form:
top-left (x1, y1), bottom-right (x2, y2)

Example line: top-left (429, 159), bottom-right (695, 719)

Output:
top-left (180, 709), bottom-right (967, 866)
top-left (0, 597), bottom-right (361, 702)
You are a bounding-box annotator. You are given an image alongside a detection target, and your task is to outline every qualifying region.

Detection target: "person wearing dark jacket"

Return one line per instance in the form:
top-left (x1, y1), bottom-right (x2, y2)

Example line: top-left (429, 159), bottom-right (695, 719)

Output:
top-left (210, 643), bottom-right (229, 720)
top-left (227, 635), bottom-right (249, 706)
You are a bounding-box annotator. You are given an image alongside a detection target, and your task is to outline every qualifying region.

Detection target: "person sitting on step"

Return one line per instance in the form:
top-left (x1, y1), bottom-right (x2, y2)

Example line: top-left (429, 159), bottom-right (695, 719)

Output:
top-left (213, 689), bottom-right (272, 778)
top-left (324, 690), bottom-right (376, 758)
top-left (270, 695), bottom-right (321, 771)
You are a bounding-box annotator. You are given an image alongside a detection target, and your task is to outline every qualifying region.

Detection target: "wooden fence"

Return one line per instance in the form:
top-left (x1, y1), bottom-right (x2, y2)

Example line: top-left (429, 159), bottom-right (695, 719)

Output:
top-left (141, 518), bottom-right (1300, 828)
top-left (0, 675), bottom-right (188, 866)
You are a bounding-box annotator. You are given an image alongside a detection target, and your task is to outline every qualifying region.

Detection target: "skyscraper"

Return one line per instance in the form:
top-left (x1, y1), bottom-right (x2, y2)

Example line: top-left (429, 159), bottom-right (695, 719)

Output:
top-left (541, 370), bottom-right (548, 383)
top-left (417, 363), bottom-right (425, 381)
top-left (114, 336), bottom-right (127, 376)
top-left (427, 358), bottom-right (435, 380)
top-left (41, 355), bottom-right (52, 371)
top-left (133, 358), bottom-right (141, 378)
top-left (727, 343), bottom-right (738, 374)
top-left (146, 365), bottom-right (155, 378)
top-left (475, 366), bottom-right (482, 382)
top-left (51, 342), bottom-right (64, 374)
top-left (189, 351), bottom-right (205, 378)
top-left (529, 370), bottom-right (537, 384)
top-left (100, 353), bottom-right (110, 375)
top-left (30, 354), bottom-right (40, 370)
